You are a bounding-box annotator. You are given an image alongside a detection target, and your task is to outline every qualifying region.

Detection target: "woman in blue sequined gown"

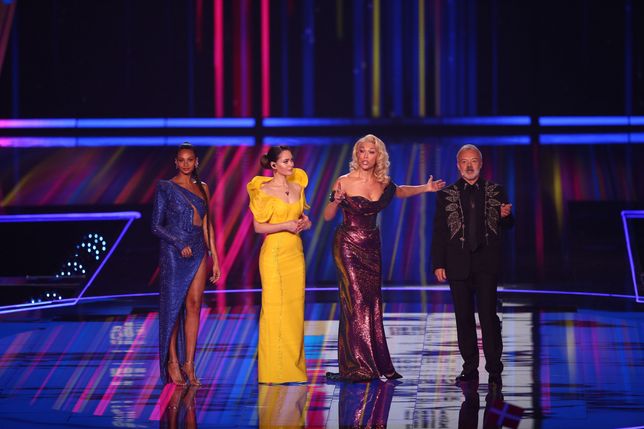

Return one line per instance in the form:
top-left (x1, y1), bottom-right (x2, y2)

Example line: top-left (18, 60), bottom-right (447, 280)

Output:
top-left (152, 143), bottom-right (221, 385)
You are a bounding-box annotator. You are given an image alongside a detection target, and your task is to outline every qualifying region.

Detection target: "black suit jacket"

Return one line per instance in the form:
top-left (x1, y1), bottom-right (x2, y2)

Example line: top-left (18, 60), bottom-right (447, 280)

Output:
top-left (431, 178), bottom-right (514, 281)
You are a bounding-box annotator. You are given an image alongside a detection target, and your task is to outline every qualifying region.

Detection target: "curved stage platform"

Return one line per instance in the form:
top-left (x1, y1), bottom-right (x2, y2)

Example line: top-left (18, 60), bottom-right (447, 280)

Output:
top-left (0, 289), bottom-right (641, 429)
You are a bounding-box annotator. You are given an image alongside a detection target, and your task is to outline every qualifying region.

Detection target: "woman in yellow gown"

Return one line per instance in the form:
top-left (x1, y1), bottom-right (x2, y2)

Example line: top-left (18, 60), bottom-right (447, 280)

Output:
top-left (247, 145), bottom-right (312, 384)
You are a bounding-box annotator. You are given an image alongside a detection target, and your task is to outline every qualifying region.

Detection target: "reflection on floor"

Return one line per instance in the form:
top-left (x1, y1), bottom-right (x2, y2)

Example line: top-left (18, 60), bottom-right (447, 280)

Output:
top-left (0, 291), bottom-right (642, 428)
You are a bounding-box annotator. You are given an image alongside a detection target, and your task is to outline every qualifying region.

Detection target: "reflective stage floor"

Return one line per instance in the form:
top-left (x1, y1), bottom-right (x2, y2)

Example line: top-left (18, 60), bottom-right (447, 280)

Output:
top-left (0, 290), bottom-right (642, 428)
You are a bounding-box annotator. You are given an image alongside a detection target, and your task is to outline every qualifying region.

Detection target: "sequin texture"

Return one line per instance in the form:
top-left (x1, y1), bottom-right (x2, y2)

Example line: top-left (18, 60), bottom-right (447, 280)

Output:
top-left (151, 180), bottom-right (207, 384)
top-left (332, 182), bottom-right (398, 381)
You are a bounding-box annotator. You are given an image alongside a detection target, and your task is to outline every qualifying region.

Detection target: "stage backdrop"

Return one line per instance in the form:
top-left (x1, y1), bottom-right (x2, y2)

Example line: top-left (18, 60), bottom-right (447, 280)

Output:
top-left (1, 140), bottom-right (642, 296)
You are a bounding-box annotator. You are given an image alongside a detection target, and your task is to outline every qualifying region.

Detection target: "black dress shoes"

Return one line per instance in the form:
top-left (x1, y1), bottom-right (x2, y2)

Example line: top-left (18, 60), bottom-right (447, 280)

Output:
top-left (455, 370), bottom-right (479, 383)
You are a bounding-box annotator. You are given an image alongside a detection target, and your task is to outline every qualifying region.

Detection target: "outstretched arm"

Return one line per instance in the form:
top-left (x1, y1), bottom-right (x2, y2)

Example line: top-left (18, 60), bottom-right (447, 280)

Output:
top-left (395, 175), bottom-right (446, 198)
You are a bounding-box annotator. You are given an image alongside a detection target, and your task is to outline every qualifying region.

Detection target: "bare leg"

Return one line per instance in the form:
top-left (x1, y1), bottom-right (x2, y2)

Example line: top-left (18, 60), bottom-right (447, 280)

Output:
top-left (167, 322), bottom-right (186, 385)
top-left (182, 257), bottom-right (207, 385)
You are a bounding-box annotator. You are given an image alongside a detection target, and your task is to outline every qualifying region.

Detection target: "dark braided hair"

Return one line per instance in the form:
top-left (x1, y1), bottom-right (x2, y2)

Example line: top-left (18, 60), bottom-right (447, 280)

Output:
top-left (177, 143), bottom-right (212, 253)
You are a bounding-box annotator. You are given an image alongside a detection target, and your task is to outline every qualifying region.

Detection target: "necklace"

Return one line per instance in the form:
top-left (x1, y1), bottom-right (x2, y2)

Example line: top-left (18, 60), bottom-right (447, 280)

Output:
top-left (273, 178), bottom-right (289, 196)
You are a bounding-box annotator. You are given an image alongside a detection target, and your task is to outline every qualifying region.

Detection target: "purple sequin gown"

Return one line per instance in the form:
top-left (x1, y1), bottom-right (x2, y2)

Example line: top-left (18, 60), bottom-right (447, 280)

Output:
top-left (333, 182), bottom-right (398, 381)
top-left (151, 180), bottom-right (207, 384)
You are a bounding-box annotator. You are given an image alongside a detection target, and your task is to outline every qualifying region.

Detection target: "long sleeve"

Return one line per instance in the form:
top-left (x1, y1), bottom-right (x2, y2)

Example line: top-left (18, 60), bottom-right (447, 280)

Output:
top-left (497, 185), bottom-right (515, 230)
top-left (431, 191), bottom-right (448, 271)
top-left (151, 182), bottom-right (185, 251)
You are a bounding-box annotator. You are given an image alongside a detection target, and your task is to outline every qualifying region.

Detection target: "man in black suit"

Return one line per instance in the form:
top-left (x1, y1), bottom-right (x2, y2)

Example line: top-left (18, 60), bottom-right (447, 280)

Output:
top-left (431, 144), bottom-right (514, 387)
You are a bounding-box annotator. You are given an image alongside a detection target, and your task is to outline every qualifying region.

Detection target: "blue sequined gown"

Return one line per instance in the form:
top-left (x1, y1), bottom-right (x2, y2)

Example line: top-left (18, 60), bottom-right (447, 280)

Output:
top-left (151, 180), bottom-right (207, 384)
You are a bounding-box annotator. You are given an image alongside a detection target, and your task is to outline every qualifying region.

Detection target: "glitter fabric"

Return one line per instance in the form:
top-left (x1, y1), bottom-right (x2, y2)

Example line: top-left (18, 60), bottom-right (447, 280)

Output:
top-left (332, 182), bottom-right (400, 381)
top-left (338, 380), bottom-right (396, 427)
top-left (151, 180), bottom-right (207, 384)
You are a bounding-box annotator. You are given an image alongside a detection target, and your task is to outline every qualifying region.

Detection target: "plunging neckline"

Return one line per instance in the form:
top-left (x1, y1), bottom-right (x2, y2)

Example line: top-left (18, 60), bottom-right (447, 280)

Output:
top-left (169, 180), bottom-right (206, 202)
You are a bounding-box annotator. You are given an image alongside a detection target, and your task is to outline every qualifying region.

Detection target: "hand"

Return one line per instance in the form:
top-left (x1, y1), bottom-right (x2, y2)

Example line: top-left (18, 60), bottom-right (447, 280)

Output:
top-left (296, 214), bottom-right (312, 233)
top-left (426, 175), bottom-right (446, 192)
top-left (284, 220), bottom-right (300, 233)
top-left (500, 203), bottom-right (512, 218)
top-left (434, 268), bottom-right (447, 283)
top-left (180, 246), bottom-right (193, 258)
top-left (209, 264), bottom-right (221, 284)
top-left (333, 182), bottom-right (346, 204)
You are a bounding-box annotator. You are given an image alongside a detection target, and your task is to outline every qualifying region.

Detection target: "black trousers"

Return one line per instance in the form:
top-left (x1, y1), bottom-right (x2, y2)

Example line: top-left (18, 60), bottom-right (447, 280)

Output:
top-left (448, 254), bottom-right (503, 375)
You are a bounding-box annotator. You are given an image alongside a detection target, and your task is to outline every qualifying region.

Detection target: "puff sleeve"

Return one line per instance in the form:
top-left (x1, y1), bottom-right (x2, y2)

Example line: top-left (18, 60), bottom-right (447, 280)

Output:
top-left (247, 176), bottom-right (274, 223)
top-left (289, 168), bottom-right (310, 210)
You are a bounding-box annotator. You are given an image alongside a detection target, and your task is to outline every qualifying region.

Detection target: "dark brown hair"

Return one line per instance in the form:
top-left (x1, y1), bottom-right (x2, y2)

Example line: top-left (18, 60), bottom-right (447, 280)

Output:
top-left (260, 145), bottom-right (292, 169)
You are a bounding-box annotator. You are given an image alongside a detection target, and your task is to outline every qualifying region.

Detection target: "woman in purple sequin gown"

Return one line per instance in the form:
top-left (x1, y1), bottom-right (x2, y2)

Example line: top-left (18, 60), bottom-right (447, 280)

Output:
top-left (324, 135), bottom-right (444, 381)
top-left (152, 143), bottom-right (221, 385)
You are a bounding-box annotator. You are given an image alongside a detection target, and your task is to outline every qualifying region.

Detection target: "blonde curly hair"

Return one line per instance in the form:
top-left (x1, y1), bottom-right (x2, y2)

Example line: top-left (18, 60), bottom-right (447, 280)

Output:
top-left (349, 134), bottom-right (390, 184)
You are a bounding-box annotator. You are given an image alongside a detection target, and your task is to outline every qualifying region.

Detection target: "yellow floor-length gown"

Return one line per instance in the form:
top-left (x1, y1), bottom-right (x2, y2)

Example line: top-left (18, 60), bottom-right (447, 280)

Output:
top-left (247, 168), bottom-right (308, 383)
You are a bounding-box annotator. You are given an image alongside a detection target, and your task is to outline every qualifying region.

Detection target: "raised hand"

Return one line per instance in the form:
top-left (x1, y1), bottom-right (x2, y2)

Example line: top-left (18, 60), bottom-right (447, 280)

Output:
top-left (426, 175), bottom-right (446, 192)
top-left (334, 181), bottom-right (346, 203)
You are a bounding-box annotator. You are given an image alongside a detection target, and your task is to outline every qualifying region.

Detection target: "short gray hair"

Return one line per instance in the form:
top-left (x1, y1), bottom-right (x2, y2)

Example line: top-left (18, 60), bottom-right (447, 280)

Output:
top-left (456, 144), bottom-right (482, 160)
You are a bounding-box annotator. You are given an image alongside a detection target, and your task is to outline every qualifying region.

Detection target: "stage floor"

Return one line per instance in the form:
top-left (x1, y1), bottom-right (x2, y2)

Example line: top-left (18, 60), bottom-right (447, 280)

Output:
top-left (0, 290), bottom-right (642, 428)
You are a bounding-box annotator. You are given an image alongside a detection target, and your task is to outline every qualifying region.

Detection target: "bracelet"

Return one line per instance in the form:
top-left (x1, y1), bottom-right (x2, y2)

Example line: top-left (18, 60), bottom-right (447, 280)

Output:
top-left (329, 190), bottom-right (336, 203)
